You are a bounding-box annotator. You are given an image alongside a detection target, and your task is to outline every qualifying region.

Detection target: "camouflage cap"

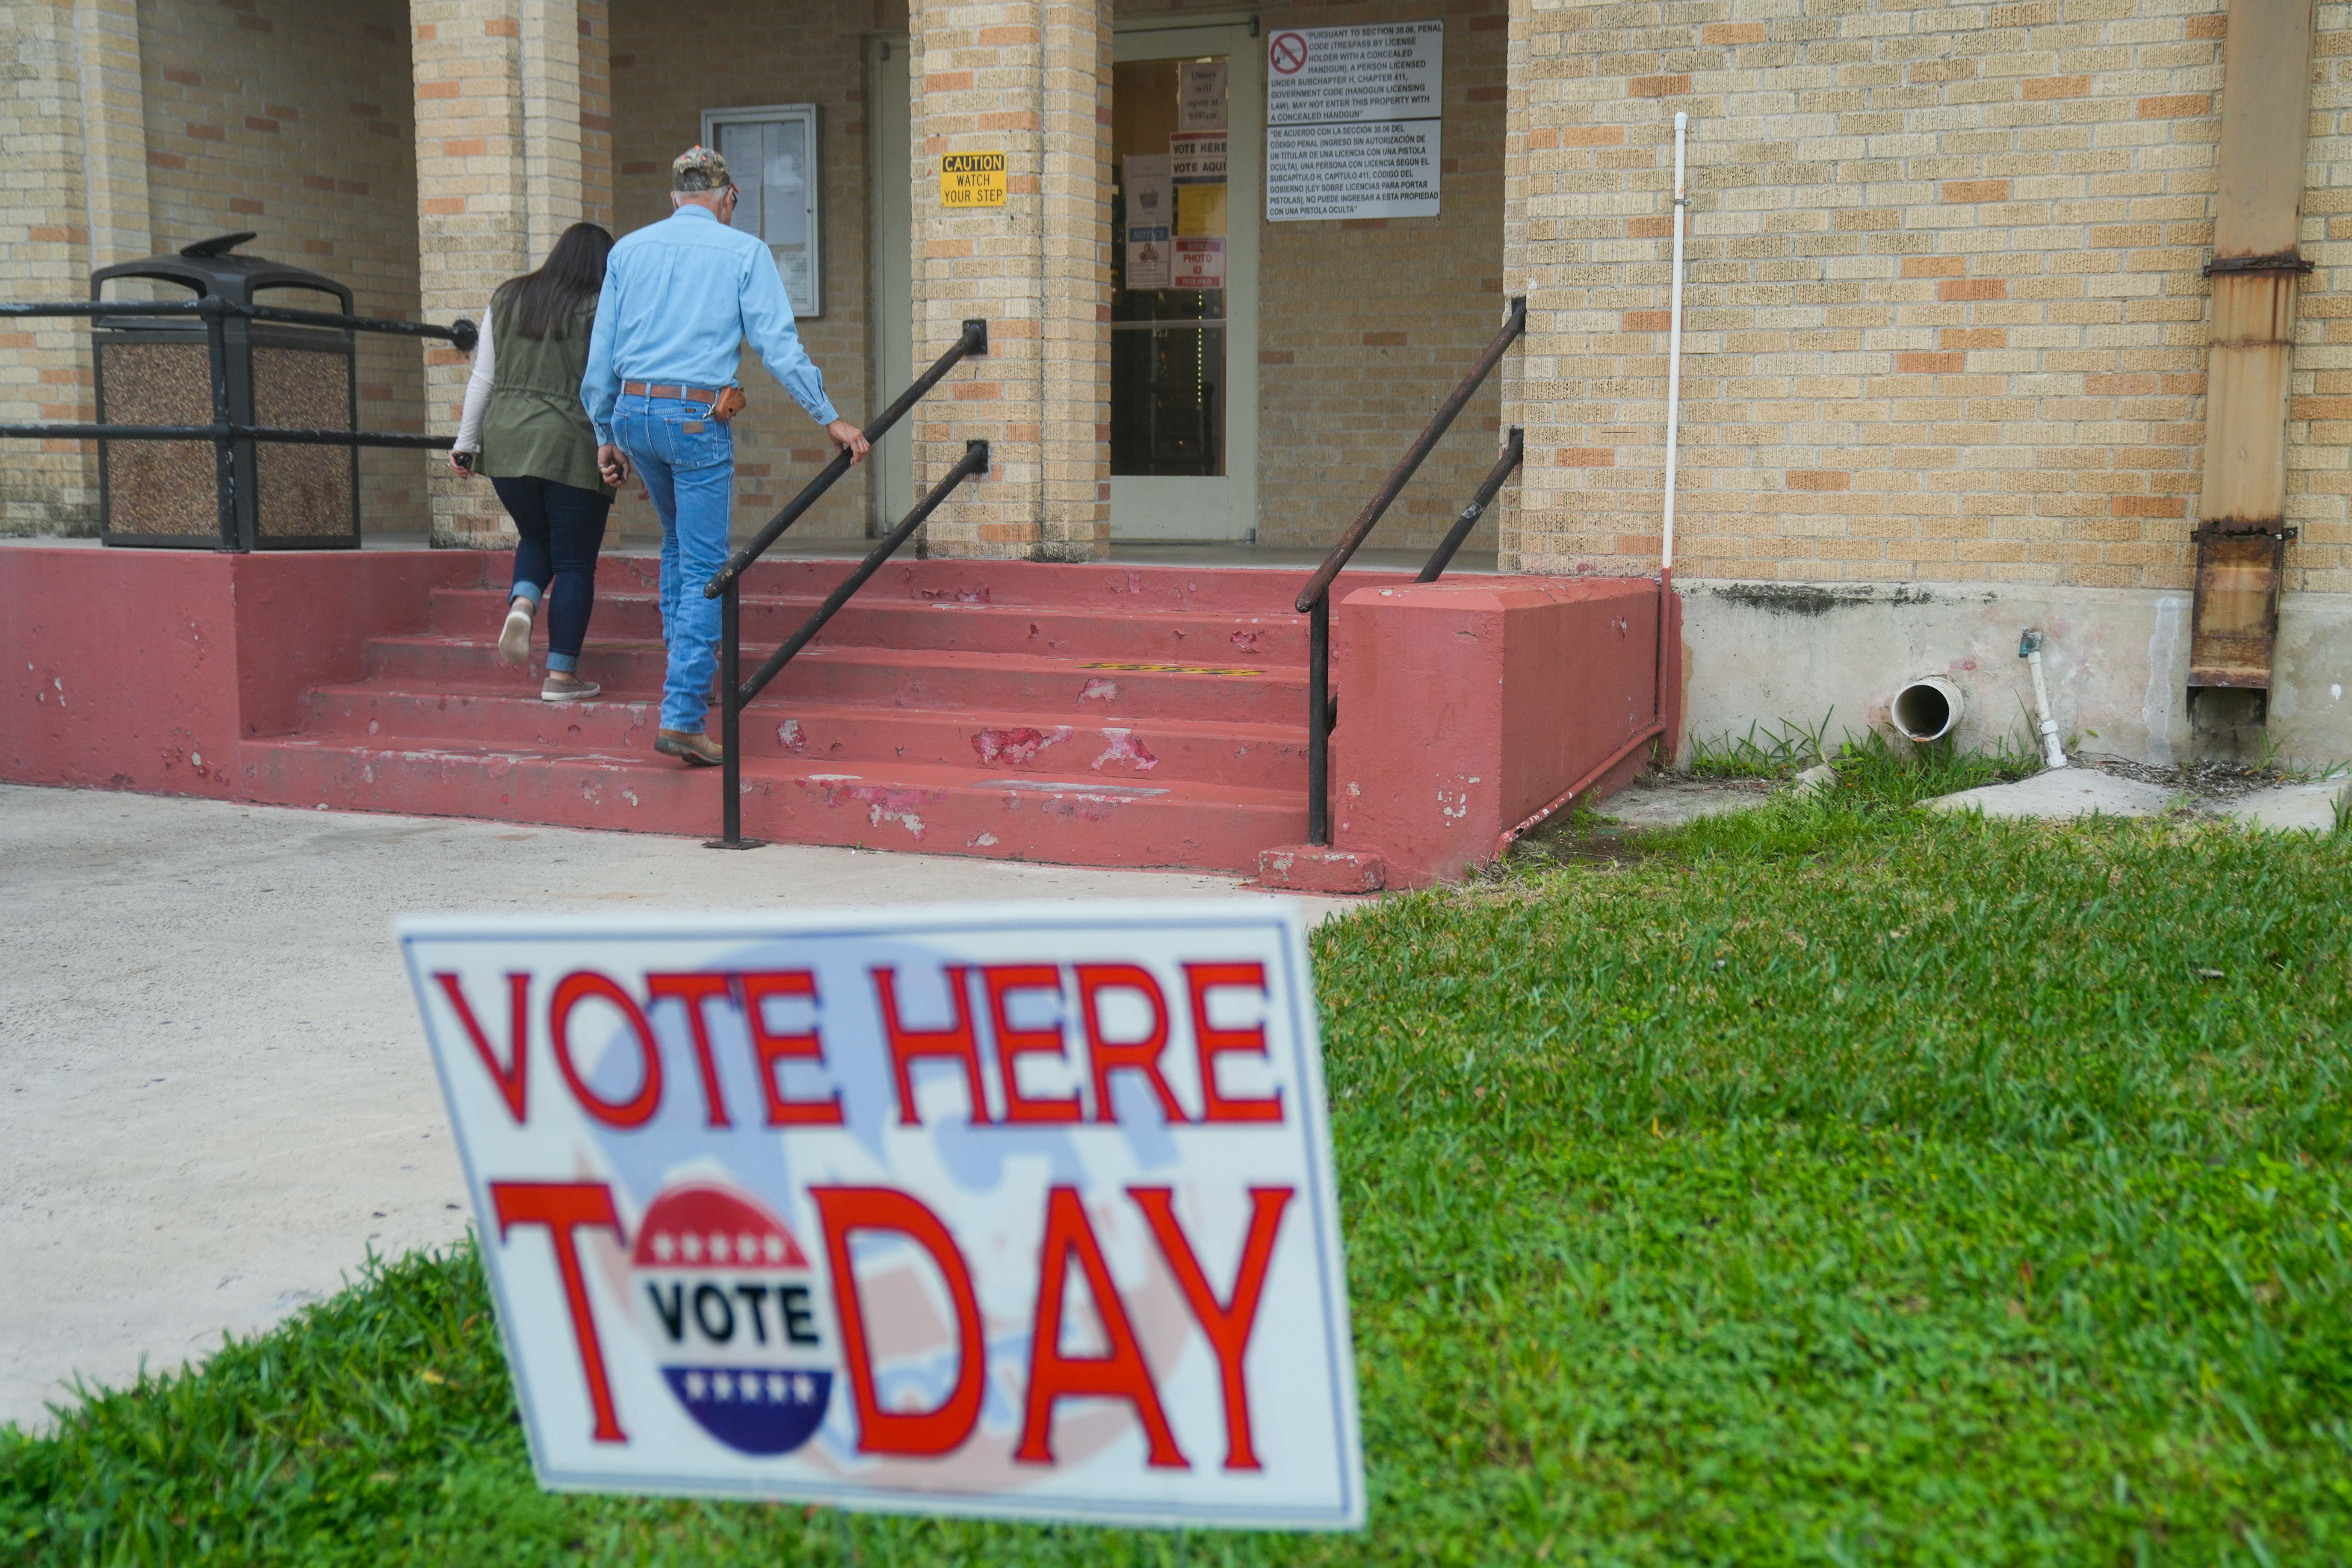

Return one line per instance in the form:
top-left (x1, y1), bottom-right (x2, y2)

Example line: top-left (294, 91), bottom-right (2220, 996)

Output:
top-left (671, 145), bottom-right (731, 193)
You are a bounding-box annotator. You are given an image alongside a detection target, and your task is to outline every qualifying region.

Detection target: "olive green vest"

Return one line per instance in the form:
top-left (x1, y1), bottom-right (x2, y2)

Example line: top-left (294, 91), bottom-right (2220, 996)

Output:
top-left (479, 295), bottom-right (611, 496)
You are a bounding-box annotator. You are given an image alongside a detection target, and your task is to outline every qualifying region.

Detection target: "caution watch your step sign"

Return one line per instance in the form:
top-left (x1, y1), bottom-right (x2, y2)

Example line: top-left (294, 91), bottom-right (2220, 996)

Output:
top-left (400, 901), bottom-right (1363, 1530)
top-left (939, 151), bottom-right (1008, 207)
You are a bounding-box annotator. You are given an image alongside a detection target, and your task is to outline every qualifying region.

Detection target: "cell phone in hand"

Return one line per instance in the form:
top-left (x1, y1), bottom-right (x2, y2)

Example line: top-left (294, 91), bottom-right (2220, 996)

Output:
top-left (452, 450), bottom-right (476, 473)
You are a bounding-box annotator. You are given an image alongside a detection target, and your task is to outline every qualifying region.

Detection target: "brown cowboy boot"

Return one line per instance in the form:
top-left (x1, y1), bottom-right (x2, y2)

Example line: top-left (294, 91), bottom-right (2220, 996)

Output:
top-left (656, 728), bottom-right (724, 767)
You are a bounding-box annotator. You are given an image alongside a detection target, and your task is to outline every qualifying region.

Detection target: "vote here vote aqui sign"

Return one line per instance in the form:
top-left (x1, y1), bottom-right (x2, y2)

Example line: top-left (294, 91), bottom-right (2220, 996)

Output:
top-left (400, 903), bottom-right (1362, 1531)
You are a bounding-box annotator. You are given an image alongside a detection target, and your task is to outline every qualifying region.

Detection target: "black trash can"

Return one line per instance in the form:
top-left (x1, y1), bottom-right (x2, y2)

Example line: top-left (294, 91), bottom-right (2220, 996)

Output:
top-left (93, 232), bottom-right (360, 549)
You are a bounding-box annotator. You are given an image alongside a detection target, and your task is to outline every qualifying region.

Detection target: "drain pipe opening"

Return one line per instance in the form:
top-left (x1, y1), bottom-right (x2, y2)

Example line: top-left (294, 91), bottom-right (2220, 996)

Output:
top-left (1891, 676), bottom-right (1965, 744)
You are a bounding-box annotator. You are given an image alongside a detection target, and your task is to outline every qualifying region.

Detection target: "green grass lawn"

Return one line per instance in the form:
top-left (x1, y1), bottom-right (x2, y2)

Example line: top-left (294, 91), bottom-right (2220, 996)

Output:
top-left (8, 747), bottom-right (2352, 1565)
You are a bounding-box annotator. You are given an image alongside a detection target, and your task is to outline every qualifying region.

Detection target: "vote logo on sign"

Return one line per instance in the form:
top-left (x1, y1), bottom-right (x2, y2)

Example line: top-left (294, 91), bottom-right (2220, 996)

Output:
top-left (630, 1184), bottom-right (835, 1457)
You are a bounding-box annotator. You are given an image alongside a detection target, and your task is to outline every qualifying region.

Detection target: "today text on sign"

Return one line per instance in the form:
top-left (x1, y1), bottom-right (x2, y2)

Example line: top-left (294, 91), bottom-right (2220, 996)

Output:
top-left (404, 907), bottom-right (1361, 1532)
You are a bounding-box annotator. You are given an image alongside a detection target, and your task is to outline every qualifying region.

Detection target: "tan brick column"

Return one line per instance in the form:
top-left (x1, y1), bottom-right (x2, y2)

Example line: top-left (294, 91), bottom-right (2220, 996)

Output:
top-left (1497, 0), bottom-right (1664, 576)
top-left (72, 0), bottom-right (151, 271)
top-left (411, 0), bottom-right (609, 548)
top-left (0, 0), bottom-right (153, 537)
top-left (909, 0), bottom-right (1110, 560)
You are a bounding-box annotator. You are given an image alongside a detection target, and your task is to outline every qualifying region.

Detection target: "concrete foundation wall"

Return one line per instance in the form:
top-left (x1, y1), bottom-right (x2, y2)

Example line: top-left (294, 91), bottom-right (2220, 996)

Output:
top-left (1680, 580), bottom-right (2352, 768)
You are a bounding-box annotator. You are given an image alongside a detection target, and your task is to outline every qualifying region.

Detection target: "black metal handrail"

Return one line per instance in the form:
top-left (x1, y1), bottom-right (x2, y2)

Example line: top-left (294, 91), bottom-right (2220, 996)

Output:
top-left (709, 441), bottom-right (993, 849)
top-left (0, 295), bottom-right (481, 349)
top-left (0, 296), bottom-right (478, 548)
top-left (0, 419), bottom-right (462, 449)
top-left (705, 319), bottom-right (987, 598)
top-left (690, 320), bottom-right (990, 850)
top-left (1418, 427), bottom-right (1524, 583)
top-left (1295, 298), bottom-right (1527, 846)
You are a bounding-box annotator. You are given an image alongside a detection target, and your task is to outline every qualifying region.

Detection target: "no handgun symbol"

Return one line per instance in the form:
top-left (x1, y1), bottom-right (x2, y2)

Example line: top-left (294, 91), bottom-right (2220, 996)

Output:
top-left (1270, 31), bottom-right (1309, 75)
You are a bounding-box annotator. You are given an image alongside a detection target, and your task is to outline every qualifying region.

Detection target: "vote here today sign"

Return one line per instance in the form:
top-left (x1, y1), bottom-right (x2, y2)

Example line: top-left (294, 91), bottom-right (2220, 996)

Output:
top-left (399, 902), bottom-right (1363, 1531)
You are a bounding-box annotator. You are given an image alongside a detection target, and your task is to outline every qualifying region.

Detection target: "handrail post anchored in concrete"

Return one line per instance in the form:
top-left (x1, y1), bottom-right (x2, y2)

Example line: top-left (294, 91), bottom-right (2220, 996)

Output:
top-left (1296, 298), bottom-right (1527, 847)
top-left (699, 321), bottom-right (987, 850)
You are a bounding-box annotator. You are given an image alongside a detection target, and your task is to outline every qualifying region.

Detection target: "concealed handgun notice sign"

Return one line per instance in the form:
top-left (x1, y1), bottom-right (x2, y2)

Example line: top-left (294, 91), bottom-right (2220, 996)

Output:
top-left (939, 151), bottom-right (1008, 207)
top-left (400, 902), bottom-right (1363, 1531)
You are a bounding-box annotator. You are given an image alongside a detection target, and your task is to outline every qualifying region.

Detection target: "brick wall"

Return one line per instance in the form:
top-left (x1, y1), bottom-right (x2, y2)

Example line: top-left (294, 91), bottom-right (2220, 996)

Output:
top-left (1111, 0), bottom-right (1512, 552)
top-left (1501, 0), bottom-right (2347, 594)
top-left (908, 0), bottom-right (1113, 559)
top-left (607, 0), bottom-right (881, 545)
top-left (138, 0), bottom-right (426, 533)
top-left (411, 0), bottom-right (608, 549)
top-left (0, 3), bottom-right (99, 535)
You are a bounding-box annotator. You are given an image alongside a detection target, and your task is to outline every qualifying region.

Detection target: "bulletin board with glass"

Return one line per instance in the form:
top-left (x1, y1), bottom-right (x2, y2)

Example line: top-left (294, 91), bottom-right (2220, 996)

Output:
top-left (702, 103), bottom-right (822, 317)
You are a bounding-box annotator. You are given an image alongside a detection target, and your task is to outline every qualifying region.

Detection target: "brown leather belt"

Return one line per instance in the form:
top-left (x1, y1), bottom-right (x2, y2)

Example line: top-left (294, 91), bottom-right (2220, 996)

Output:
top-left (621, 381), bottom-right (722, 404)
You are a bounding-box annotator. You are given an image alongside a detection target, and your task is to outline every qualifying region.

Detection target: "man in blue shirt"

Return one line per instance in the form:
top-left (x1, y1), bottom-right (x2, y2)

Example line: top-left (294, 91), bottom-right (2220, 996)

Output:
top-left (582, 145), bottom-right (869, 766)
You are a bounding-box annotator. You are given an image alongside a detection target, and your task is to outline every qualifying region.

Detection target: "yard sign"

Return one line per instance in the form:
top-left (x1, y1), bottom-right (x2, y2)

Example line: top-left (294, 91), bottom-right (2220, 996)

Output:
top-left (399, 902), bottom-right (1363, 1531)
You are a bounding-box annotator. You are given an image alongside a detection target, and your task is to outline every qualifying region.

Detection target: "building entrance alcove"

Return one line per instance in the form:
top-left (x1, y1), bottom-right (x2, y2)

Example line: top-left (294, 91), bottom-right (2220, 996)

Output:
top-left (1109, 20), bottom-right (1262, 543)
top-left (1105, 0), bottom-right (1509, 560)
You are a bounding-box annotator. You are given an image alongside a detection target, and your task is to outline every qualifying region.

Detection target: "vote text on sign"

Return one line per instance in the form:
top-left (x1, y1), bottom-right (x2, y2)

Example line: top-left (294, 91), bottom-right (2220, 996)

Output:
top-left (400, 902), bottom-right (1364, 1530)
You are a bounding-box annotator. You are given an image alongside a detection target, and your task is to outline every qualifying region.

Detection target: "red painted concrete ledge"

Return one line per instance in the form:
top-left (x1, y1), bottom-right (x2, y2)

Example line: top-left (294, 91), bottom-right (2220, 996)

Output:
top-left (4, 546), bottom-right (1678, 887)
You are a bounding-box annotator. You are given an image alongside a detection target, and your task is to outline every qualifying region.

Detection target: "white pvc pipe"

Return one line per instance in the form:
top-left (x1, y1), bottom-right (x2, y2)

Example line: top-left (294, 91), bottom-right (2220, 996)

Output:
top-left (1891, 676), bottom-right (1965, 744)
top-left (2022, 629), bottom-right (2069, 769)
top-left (1661, 110), bottom-right (1689, 576)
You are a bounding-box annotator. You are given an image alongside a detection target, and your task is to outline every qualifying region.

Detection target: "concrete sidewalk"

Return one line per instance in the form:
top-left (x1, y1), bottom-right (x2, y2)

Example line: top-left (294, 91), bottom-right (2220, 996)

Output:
top-left (0, 785), bottom-right (1344, 1433)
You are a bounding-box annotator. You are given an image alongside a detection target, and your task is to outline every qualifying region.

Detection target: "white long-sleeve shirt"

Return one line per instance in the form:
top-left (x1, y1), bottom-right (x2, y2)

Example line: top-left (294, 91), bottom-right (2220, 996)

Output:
top-left (452, 312), bottom-right (497, 456)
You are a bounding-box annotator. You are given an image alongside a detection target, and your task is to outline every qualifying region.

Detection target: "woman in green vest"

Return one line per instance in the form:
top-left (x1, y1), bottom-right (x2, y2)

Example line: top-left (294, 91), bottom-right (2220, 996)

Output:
top-left (451, 222), bottom-right (617, 701)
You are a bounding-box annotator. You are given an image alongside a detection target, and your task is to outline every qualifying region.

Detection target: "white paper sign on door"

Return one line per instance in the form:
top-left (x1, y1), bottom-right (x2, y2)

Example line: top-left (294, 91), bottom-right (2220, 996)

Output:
top-left (1180, 60), bottom-right (1229, 131)
top-left (401, 901), bottom-right (1363, 1532)
top-left (1170, 131), bottom-right (1228, 186)
top-left (1172, 237), bottom-right (1228, 289)
top-left (1124, 154), bottom-right (1173, 232)
top-left (1126, 226), bottom-right (1172, 289)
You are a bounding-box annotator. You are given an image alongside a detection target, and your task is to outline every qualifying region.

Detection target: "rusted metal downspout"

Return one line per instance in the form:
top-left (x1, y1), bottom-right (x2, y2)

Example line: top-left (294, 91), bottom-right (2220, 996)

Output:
top-left (2189, 0), bottom-right (2317, 714)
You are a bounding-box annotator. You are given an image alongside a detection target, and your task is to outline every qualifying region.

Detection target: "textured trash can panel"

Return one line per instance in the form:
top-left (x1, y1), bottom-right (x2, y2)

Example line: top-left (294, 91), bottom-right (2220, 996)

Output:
top-left (91, 232), bottom-right (361, 549)
top-left (96, 341), bottom-right (216, 537)
top-left (254, 346), bottom-right (355, 540)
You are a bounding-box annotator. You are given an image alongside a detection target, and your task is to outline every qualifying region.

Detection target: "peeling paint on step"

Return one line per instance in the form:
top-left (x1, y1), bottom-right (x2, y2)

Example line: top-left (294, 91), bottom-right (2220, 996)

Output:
top-left (1091, 729), bottom-right (1159, 772)
top-left (972, 725), bottom-right (1074, 767)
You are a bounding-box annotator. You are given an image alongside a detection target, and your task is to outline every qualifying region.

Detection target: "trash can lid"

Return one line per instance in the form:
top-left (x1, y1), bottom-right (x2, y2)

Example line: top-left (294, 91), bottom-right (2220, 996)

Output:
top-left (91, 232), bottom-right (355, 312)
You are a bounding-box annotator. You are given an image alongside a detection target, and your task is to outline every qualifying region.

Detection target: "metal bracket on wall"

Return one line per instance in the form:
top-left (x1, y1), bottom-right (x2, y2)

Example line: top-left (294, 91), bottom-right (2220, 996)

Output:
top-left (2204, 249), bottom-right (2315, 277)
top-left (2187, 519), bottom-right (2297, 693)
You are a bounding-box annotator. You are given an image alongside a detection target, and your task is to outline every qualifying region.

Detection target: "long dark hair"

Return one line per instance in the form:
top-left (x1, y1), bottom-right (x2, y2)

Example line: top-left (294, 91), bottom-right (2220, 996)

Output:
top-left (493, 222), bottom-right (614, 340)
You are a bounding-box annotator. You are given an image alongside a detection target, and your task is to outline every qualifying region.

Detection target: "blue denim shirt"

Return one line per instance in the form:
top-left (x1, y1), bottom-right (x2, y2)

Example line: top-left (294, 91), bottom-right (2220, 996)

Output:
top-left (580, 204), bottom-right (839, 443)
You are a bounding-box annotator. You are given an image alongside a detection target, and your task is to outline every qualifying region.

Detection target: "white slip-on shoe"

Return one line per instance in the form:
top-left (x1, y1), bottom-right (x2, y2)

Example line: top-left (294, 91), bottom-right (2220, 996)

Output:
top-left (497, 599), bottom-right (535, 666)
top-left (541, 673), bottom-right (600, 703)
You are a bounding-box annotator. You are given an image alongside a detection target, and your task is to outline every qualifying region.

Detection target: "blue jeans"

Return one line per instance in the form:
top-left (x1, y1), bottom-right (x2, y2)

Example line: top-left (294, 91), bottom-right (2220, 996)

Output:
top-left (612, 393), bottom-right (735, 733)
top-left (491, 475), bottom-right (610, 673)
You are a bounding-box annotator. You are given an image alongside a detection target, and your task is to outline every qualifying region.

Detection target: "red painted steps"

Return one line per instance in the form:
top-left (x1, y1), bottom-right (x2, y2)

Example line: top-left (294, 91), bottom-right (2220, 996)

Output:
top-left (363, 637), bottom-right (1308, 724)
top-left (425, 585), bottom-right (1310, 663)
top-left (238, 739), bottom-right (1297, 866)
top-left (297, 685), bottom-right (1307, 789)
top-left (239, 555), bottom-right (1408, 873)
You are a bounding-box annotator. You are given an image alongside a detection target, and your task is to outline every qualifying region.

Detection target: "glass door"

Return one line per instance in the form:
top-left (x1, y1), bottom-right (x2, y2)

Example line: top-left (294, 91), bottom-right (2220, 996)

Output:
top-left (1110, 24), bottom-right (1259, 542)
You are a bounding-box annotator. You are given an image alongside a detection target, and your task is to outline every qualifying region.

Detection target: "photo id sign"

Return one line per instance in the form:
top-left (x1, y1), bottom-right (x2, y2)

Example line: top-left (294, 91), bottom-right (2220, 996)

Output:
top-left (400, 902), bottom-right (1363, 1531)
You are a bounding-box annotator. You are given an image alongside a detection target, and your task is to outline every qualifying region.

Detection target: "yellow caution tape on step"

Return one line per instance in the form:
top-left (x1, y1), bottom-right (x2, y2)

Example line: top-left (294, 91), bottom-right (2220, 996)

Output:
top-left (1081, 661), bottom-right (1264, 676)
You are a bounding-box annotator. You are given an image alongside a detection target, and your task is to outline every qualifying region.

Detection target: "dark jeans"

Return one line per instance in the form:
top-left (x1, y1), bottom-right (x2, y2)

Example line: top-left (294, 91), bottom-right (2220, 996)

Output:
top-left (491, 475), bottom-right (611, 673)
